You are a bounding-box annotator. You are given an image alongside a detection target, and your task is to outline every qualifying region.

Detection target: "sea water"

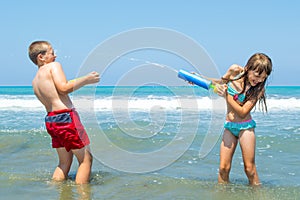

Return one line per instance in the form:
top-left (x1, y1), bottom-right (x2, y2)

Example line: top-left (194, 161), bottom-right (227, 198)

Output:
top-left (0, 86), bottom-right (299, 200)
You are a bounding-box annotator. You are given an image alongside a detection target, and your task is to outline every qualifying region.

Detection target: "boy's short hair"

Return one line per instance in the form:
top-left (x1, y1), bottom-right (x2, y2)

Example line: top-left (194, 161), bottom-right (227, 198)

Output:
top-left (28, 41), bottom-right (51, 65)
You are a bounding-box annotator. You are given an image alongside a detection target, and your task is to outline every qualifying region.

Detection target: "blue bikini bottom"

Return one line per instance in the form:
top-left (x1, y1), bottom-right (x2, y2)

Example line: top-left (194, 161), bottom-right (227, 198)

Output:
top-left (224, 119), bottom-right (256, 137)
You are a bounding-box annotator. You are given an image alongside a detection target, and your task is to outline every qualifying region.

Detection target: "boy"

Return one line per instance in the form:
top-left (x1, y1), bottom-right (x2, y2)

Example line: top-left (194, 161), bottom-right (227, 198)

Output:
top-left (28, 41), bottom-right (100, 184)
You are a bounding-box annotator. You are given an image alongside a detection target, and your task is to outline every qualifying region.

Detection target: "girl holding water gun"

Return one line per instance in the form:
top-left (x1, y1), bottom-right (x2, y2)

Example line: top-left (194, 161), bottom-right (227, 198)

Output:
top-left (179, 53), bottom-right (272, 185)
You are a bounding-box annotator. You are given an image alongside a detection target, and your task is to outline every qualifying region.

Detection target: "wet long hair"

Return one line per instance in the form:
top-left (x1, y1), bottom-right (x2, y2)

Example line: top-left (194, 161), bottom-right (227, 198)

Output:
top-left (224, 53), bottom-right (272, 112)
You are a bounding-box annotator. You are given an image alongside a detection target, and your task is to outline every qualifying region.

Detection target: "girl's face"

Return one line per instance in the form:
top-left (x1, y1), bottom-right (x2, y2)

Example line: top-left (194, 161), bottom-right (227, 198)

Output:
top-left (247, 70), bottom-right (267, 86)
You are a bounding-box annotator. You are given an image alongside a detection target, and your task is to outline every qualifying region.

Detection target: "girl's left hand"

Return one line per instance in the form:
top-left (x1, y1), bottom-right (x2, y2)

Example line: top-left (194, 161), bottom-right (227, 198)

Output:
top-left (215, 84), bottom-right (227, 98)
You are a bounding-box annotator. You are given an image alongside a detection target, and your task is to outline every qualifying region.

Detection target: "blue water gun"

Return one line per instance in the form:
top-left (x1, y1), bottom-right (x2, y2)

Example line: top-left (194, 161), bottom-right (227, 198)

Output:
top-left (178, 69), bottom-right (217, 92)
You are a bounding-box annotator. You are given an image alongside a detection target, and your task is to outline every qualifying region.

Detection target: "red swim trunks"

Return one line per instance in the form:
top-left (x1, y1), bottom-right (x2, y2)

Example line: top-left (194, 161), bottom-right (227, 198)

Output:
top-left (45, 108), bottom-right (90, 152)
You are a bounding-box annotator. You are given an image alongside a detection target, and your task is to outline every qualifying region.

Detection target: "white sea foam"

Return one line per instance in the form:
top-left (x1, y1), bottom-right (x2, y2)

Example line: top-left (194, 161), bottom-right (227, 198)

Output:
top-left (0, 96), bottom-right (44, 111)
top-left (0, 96), bottom-right (299, 112)
top-left (267, 97), bottom-right (300, 110)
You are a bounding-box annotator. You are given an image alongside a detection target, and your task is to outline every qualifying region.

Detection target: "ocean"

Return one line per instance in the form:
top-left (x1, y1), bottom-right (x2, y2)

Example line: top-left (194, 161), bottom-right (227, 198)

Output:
top-left (0, 85), bottom-right (300, 200)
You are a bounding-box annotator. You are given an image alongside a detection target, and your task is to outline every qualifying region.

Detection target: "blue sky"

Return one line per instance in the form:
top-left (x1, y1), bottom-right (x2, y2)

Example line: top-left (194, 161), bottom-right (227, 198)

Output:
top-left (0, 0), bottom-right (299, 86)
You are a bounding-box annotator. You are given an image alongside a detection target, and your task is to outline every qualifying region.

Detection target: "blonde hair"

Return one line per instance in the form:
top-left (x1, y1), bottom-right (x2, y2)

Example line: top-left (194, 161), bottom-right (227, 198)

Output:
top-left (28, 41), bottom-right (51, 65)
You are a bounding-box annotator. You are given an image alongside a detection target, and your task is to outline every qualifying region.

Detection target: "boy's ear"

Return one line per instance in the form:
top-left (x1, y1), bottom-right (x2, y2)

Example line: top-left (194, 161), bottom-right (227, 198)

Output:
top-left (37, 53), bottom-right (44, 61)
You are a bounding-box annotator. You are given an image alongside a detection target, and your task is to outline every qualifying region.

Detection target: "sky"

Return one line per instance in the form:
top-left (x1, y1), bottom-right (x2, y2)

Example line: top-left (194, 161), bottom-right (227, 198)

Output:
top-left (0, 0), bottom-right (299, 86)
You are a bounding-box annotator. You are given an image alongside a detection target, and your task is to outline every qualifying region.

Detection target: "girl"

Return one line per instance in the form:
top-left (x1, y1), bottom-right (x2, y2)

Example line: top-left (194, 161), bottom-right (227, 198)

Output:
top-left (215, 53), bottom-right (272, 186)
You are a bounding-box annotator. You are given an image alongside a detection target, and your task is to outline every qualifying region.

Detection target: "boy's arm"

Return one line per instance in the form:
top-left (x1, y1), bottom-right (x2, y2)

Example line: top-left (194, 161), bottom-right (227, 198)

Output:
top-left (51, 62), bottom-right (100, 94)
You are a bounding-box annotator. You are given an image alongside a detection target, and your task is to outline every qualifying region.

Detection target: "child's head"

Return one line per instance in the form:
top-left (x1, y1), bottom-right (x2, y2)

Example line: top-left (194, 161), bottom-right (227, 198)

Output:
top-left (243, 53), bottom-right (273, 111)
top-left (244, 53), bottom-right (272, 87)
top-left (28, 41), bottom-right (55, 66)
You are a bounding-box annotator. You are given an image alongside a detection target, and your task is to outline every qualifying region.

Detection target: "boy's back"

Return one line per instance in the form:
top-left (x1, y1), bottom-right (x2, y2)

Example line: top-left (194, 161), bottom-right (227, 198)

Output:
top-left (32, 61), bottom-right (73, 112)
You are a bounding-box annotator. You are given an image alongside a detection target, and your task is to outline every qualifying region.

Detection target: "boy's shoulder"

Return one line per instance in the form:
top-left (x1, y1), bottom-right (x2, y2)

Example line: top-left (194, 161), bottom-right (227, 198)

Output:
top-left (38, 62), bottom-right (62, 73)
top-left (48, 61), bottom-right (61, 68)
top-left (39, 61), bottom-right (61, 68)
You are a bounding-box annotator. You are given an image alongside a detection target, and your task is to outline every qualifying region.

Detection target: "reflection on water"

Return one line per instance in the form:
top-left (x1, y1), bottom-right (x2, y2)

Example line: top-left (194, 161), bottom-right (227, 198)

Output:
top-left (1, 167), bottom-right (300, 200)
top-left (55, 181), bottom-right (91, 200)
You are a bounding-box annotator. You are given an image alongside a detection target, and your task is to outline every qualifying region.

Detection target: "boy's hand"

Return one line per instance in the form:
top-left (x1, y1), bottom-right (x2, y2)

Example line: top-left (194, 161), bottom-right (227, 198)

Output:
top-left (86, 71), bottom-right (100, 84)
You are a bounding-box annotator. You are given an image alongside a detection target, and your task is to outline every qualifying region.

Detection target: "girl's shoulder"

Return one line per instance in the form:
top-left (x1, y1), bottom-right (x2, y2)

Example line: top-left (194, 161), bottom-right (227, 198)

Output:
top-left (228, 64), bottom-right (244, 76)
top-left (222, 64), bottom-right (244, 80)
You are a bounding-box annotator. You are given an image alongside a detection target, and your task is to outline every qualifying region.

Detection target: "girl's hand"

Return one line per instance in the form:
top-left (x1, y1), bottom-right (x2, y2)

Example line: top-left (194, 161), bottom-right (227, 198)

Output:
top-left (215, 84), bottom-right (227, 98)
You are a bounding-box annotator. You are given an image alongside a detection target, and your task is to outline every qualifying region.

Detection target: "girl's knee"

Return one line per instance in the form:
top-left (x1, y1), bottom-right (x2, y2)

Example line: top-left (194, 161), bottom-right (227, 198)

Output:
top-left (218, 165), bottom-right (231, 183)
top-left (219, 164), bottom-right (231, 175)
top-left (244, 164), bottom-right (256, 176)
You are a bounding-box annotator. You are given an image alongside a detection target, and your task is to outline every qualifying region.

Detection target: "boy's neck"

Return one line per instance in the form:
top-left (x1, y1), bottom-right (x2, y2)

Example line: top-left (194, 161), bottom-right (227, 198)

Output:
top-left (37, 61), bottom-right (53, 68)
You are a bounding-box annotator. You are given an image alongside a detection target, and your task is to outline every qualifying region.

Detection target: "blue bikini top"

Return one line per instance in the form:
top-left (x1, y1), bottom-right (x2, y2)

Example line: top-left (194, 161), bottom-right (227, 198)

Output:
top-left (227, 83), bottom-right (245, 102)
top-left (227, 73), bottom-right (245, 102)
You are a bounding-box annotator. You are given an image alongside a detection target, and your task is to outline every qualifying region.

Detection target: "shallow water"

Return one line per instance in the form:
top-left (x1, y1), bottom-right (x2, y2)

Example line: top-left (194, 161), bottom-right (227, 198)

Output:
top-left (1, 86), bottom-right (300, 199)
top-left (1, 122), bottom-right (299, 200)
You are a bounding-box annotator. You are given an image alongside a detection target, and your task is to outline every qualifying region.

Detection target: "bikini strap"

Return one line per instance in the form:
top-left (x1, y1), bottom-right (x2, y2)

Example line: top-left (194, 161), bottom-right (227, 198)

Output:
top-left (233, 72), bottom-right (244, 80)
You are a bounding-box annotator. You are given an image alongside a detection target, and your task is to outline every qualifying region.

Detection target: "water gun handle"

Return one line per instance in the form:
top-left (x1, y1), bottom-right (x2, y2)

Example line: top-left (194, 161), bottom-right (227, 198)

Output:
top-left (178, 69), bottom-right (217, 92)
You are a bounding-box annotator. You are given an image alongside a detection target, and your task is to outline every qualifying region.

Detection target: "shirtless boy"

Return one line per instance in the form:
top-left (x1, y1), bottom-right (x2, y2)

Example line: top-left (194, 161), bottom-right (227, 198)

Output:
top-left (28, 41), bottom-right (100, 184)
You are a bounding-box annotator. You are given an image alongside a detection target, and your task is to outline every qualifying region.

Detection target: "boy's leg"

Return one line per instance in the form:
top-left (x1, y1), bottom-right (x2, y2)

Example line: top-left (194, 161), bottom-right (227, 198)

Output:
top-left (72, 146), bottom-right (93, 184)
top-left (218, 129), bottom-right (238, 184)
top-left (52, 147), bottom-right (73, 181)
top-left (239, 129), bottom-right (260, 186)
